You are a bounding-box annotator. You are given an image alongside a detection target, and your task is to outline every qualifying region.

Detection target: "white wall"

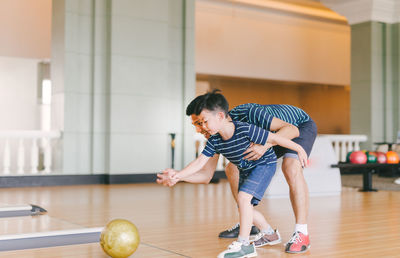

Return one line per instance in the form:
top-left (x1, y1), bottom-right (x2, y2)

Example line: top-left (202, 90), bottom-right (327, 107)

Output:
top-left (0, 56), bottom-right (40, 130)
top-left (195, 0), bottom-right (351, 86)
top-left (0, 0), bottom-right (52, 131)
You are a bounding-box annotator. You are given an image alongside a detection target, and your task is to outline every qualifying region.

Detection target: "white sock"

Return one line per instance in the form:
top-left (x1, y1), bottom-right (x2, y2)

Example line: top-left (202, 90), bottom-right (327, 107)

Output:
top-left (295, 224), bottom-right (308, 235)
top-left (261, 225), bottom-right (275, 235)
top-left (238, 236), bottom-right (250, 245)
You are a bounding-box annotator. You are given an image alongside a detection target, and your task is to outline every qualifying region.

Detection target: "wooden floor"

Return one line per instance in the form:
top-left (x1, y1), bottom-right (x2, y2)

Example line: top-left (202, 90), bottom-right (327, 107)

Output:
top-left (0, 180), bottom-right (399, 257)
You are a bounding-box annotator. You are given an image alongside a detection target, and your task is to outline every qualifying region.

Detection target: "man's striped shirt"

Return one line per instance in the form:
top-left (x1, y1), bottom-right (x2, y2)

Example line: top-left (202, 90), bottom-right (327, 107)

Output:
top-left (229, 104), bottom-right (310, 130)
top-left (202, 121), bottom-right (277, 172)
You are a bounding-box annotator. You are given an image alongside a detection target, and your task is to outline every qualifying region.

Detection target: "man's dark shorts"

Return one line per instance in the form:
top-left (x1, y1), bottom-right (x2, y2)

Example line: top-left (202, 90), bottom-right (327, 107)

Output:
top-left (273, 119), bottom-right (317, 159)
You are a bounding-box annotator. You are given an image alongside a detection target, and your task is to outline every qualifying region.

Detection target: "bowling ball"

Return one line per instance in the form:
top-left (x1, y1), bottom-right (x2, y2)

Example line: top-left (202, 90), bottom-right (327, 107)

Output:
top-left (346, 151), bottom-right (353, 163)
top-left (376, 152), bottom-right (387, 163)
top-left (349, 151), bottom-right (367, 164)
top-left (100, 219), bottom-right (140, 258)
top-left (386, 151), bottom-right (399, 164)
top-left (366, 151), bottom-right (377, 163)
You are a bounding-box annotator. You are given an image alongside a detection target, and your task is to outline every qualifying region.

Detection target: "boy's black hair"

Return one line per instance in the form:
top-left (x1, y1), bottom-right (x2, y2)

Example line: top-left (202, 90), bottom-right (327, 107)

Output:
top-left (186, 95), bottom-right (204, 116)
top-left (194, 89), bottom-right (229, 116)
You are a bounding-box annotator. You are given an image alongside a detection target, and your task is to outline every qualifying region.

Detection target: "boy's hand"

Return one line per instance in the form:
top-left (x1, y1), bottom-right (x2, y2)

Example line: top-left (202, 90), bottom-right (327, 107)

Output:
top-left (243, 143), bottom-right (270, 161)
top-left (157, 168), bottom-right (179, 187)
top-left (170, 172), bottom-right (181, 185)
top-left (297, 147), bottom-right (308, 168)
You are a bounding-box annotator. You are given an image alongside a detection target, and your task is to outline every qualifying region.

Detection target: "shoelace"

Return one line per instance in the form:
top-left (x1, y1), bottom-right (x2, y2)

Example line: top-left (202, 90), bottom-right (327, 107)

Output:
top-left (228, 241), bottom-right (242, 249)
top-left (227, 223), bottom-right (240, 232)
top-left (287, 232), bottom-right (302, 244)
top-left (254, 232), bottom-right (264, 241)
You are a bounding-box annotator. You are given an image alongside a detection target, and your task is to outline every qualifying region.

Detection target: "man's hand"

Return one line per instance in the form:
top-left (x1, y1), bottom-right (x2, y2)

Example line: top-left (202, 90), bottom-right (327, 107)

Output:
top-left (243, 143), bottom-right (271, 161)
top-left (156, 168), bottom-right (179, 187)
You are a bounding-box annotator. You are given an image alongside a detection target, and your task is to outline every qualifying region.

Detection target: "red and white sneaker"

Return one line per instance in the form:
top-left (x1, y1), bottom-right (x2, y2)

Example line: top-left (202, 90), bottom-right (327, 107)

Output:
top-left (285, 231), bottom-right (310, 254)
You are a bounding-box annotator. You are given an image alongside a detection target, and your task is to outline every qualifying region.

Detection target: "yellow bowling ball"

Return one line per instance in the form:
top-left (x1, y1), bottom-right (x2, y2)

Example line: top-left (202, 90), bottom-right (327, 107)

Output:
top-left (100, 219), bottom-right (140, 258)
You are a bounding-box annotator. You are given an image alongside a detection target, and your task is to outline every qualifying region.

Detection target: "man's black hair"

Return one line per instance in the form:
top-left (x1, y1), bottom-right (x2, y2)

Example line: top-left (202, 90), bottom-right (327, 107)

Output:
top-left (194, 89), bottom-right (229, 116)
top-left (186, 95), bottom-right (204, 116)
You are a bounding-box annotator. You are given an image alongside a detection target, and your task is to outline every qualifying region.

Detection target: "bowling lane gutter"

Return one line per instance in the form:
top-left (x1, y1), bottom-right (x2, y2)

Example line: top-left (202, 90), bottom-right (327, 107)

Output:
top-left (0, 228), bottom-right (192, 257)
top-left (0, 227), bottom-right (103, 251)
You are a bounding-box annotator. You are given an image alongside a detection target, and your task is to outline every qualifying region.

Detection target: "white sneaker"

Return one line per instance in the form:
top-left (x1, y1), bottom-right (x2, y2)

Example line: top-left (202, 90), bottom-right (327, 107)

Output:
top-left (217, 241), bottom-right (257, 258)
top-left (394, 177), bottom-right (400, 184)
top-left (253, 229), bottom-right (282, 247)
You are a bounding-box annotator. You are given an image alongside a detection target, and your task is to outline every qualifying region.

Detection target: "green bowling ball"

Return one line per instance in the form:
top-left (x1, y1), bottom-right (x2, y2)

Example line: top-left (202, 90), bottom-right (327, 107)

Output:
top-left (100, 219), bottom-right (140, 258)
top-left (346, 151), bottom-right (353, 163)
top-left (366, 151), bottom-right (377, 163)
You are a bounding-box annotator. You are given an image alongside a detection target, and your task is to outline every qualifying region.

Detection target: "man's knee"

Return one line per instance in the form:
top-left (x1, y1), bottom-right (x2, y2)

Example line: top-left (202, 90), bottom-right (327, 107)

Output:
top-left (282, 158), bottom-right (304, 185)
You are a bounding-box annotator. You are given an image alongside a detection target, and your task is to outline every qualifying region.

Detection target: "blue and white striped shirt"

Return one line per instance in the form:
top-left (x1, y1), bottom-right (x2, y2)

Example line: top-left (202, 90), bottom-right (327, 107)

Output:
top-left (202, 121), bottom-right (277, 172)
top-left (229, 104), bottom-right (310, 130)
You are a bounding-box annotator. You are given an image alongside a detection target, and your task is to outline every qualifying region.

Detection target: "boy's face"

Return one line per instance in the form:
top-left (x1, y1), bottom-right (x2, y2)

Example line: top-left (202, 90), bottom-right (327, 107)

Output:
top-left (190, 114), bottom-right (211, 139)
top-left (198, 109), bottom-right (224, 136)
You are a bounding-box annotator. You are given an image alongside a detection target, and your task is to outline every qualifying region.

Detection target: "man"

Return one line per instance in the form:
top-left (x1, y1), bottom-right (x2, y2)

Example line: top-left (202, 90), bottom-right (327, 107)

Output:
top-left (157, 93), bottom-right (317, 254)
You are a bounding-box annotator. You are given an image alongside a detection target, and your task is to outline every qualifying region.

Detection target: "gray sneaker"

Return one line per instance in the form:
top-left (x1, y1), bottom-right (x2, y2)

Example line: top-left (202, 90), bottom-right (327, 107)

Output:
top-left (219, 223), bottom-right (260, 239)
top-left (217, 241), bottom-right (257, 258)
top-left (253, 229), bottom-right (282, 247)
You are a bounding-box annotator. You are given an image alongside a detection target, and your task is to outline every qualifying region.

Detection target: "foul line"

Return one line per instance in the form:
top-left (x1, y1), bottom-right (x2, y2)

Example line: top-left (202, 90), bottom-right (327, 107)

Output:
top-left (141, 242), bottom-right (191, 258)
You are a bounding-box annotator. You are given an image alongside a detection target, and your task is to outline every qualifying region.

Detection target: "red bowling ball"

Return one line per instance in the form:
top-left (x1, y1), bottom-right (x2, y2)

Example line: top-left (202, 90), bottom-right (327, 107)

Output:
top-left (376, 152), bottom-right (387, 164)
top-left (349, 151), bottom-right (367, 164)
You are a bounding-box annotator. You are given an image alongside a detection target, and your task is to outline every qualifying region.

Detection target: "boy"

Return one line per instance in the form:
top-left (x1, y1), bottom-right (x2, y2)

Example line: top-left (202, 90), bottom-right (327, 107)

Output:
top-left (166, 92), bottom-right (308, 258)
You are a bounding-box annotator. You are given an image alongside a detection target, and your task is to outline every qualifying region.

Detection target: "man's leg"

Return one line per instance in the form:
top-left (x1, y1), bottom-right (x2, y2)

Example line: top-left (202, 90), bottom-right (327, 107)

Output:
top-left (281, 157), bottom-right (309, 224)
top-left (282, 157), bottom-right (310, 253)
top-left (225, 162), bottom-right (239, 203)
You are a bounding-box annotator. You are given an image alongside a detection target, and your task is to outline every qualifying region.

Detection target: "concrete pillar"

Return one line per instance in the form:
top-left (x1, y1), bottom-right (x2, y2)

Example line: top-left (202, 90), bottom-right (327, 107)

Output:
top-left (51, 0), bottom-right (195, 174)
top-left (322, 0), bottom-right (400, 149)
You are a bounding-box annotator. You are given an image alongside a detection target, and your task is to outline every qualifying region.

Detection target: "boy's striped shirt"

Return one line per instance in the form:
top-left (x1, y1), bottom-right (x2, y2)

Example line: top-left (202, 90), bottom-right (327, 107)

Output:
top-left (202, 121), bottom-right (276, 172)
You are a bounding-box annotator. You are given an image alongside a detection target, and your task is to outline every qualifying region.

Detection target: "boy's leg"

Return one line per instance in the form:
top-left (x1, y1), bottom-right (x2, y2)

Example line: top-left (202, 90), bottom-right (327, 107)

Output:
top-left (218, 163), bottom-right (260, 238)
top-left (218, 191), bottom-right (257, 258)
top-left (237, 191), bottom-right (254, 240)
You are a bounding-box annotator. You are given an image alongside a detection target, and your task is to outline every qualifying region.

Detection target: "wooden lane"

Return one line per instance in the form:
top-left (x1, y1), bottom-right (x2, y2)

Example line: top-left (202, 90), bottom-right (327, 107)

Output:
top-left (0, 183), bottom-right (398, 257)
top-left (0, 215), bottom-right (82, 235)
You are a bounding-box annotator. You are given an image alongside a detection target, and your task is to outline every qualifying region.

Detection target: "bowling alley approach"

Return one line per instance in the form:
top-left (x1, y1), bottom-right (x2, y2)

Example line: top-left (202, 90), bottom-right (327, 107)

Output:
top-left (1, 0), bottom-right (400, 257)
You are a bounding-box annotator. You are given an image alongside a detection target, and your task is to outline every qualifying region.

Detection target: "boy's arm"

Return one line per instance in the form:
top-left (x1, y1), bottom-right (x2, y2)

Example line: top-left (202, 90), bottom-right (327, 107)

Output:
top-left (267, 133), bottom-right (308, 168)
top-left (157, 154), bottom-right (219, 185)
top-left (179, 154), bottom-right (218, 183)
top-left (243, 118), bottom-right (299, 160)
top-left (171, 154), bottom-right (210, 181)
top-left (245, 124), bottom-right (307, 167)
top-left (269, 117), bottom-right (300, 141)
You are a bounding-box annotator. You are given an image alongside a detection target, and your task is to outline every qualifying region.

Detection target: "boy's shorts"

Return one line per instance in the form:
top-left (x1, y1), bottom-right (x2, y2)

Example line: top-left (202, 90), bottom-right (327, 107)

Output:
top-left (273, 119), bottom-right (317, 159)
top-left (238, 162), bottom-right (277, 206)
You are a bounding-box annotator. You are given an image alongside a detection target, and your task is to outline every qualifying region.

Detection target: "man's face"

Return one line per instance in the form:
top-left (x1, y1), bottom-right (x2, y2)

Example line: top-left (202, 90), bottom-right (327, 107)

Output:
top-left (191, 114), bottom-right (211, 139)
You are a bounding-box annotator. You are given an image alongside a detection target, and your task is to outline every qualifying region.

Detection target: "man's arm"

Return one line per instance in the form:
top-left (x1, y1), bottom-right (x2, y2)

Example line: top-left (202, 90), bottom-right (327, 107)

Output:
top-left (266, 132), bottom-right (308, 167)
top-left (243, 117), bottom-right (299, 160)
